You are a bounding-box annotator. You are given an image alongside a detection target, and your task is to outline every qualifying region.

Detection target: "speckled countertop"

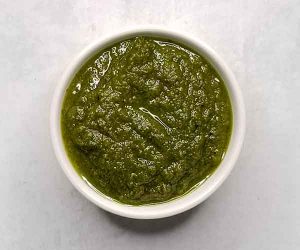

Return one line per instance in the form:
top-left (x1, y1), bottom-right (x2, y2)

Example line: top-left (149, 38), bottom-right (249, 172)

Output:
top-left (1, 1), bottom-right (299, 249)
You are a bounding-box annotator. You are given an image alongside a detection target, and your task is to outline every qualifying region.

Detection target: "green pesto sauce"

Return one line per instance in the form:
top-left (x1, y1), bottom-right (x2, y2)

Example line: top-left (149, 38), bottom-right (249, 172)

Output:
top-left (61, 36), bottom-right (232, 205)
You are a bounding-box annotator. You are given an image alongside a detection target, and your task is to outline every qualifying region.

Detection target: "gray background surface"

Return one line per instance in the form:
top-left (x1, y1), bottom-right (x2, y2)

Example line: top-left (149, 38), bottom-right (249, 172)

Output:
top-left (1, 0), bottom-right (299, 249)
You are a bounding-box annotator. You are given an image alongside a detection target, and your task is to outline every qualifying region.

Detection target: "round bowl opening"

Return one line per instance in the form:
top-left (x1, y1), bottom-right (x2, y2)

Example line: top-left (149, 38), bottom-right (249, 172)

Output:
top-left (50, 27), bottom-right (245, 219)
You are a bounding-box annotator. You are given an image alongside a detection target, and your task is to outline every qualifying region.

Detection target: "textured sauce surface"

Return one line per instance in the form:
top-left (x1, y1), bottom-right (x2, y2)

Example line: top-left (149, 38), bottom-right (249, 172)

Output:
top-left (61, 36), bottom-right (232, 205)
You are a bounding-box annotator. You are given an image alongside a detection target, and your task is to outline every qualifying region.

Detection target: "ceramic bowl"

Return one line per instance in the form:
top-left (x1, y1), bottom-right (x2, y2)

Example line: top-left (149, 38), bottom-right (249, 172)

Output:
top-left (50, 27), bottom-right (246, 219)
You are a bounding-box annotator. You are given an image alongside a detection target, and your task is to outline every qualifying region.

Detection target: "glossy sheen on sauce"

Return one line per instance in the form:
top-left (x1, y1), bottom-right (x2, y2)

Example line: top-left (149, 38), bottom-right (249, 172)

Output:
top-left (61, 36), bottom-right (232, 205)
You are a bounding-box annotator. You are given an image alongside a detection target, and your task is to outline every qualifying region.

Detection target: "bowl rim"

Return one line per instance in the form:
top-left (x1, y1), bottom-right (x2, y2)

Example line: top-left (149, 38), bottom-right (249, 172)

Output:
top-left (50, 26), bottom-right (246, 219)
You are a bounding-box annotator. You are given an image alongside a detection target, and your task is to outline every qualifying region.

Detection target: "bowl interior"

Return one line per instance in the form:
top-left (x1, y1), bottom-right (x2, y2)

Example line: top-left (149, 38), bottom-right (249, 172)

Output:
top-left (50, 27), bottom-right (245, 219)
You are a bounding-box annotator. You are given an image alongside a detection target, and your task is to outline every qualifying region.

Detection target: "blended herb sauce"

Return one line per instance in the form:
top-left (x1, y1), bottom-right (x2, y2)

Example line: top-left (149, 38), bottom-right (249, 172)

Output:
top-left (61, 36), bottom-right (232, 205)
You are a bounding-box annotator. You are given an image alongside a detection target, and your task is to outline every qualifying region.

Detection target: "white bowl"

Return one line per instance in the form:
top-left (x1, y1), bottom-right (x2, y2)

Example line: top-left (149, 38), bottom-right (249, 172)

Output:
top-left (50, 27), bottom-right (245, 219)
